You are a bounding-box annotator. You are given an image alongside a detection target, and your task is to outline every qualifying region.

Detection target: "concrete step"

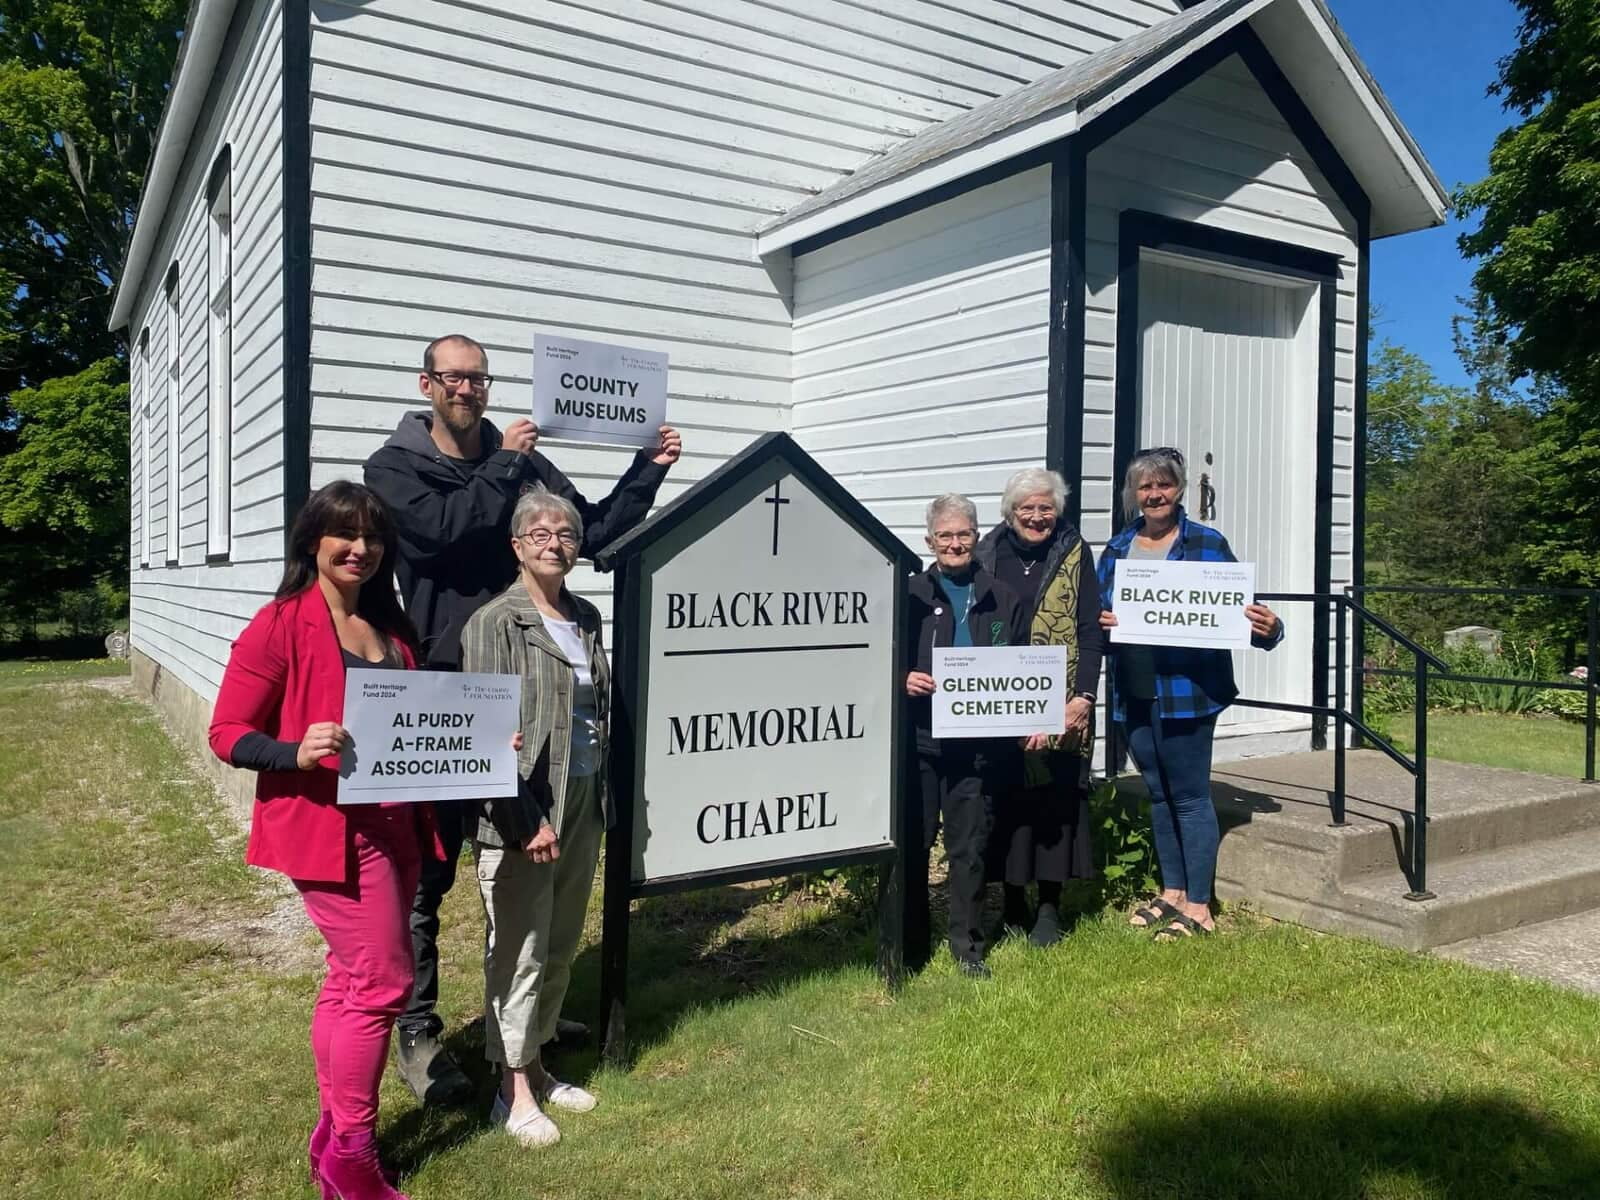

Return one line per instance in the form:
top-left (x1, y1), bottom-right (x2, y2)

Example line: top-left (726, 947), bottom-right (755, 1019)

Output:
top-left (1434, 909), bottom-right (1600, 995)
top-left (1329, 826), bottom-right (1600, 951)
top-left (1209, 752), bottom-right (1600, 886)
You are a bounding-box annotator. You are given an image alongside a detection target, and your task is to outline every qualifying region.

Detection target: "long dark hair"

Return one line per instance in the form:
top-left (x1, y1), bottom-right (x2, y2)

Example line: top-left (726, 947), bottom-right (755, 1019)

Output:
top-left (276, 481), bottom-right (419, 651)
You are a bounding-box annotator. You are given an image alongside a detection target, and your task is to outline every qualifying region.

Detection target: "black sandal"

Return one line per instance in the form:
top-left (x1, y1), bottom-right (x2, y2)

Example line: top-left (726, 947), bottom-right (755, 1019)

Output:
top-left (1129, 898), bottom-right (1179, 929)
top-left (1152, 913), bottom-right (1213, 941)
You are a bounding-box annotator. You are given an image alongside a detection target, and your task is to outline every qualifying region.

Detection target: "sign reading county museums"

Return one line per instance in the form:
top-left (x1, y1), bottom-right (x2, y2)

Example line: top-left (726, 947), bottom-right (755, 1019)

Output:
top-left (532, 333), bottom-right (668, 449)
top-left (635, 463), bottom-right (897, 882)
top-left (931, 645), bottom-right (1067, 739)
top-left (1109, 559), bottom-right (1256, 650)
top-left (338, 669), bottom-right (522, 805)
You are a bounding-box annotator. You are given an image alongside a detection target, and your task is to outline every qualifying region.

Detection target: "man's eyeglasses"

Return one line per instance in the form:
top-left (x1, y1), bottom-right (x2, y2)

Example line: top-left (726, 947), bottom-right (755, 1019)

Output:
top-left (517, 528), bottom-right (578, 549)
top-left (1134, 446), bottom-right (1184, 468)
top-left (427, 370), bottom-right (493, 390)
top-left (930, 530), bottom-right (977, 546)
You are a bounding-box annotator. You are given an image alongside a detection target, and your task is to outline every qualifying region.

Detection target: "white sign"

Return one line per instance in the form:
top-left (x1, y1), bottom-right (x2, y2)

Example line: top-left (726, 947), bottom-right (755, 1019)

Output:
top-left (338, 669), bottom-right (522, 805)
top-left (532, 333), bottom-right (668, 449)
top-left (1109, 559), bottom-right (1256, 650)
top-left (931, 645), bottom-right (1068, 739)
top-left (634, 462), bottom-right (898, 883)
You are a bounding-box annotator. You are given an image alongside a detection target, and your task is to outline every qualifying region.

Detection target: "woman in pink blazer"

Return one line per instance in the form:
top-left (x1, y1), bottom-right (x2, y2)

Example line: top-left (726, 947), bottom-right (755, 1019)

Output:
top-left (210, 480), bottom-right (438, 1200)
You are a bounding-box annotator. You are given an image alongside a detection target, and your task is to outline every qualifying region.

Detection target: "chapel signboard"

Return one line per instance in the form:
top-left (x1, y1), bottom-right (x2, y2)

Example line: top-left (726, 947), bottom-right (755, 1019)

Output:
top-left (594, 433), bottom-right (920, 1060)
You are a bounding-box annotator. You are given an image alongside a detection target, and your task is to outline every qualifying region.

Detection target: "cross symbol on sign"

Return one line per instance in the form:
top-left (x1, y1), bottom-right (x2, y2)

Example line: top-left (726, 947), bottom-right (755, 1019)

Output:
top-left (764, 479), bottom-right (790, 556)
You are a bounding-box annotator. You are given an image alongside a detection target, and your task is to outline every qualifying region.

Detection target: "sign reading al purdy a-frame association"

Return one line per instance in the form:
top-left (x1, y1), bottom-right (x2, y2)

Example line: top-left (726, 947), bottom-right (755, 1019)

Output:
top-left (594, 433), bottom-right (920, 1060)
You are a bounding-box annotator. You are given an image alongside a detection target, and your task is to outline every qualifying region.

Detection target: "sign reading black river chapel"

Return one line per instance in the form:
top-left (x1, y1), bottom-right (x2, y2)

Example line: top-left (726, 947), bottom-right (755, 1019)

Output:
top-left (595, 433), bottom-right (920, 1060)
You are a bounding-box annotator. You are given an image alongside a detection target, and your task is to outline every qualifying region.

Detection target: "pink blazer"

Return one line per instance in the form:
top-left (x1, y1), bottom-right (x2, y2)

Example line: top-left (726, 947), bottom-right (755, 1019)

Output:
top-left (209, 585), bottom-right (443, 884)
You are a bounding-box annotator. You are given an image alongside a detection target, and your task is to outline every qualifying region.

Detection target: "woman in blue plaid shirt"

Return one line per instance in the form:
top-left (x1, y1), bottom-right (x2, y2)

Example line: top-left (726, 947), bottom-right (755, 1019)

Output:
top-left (1097, 449), bottom-right (1283, 939)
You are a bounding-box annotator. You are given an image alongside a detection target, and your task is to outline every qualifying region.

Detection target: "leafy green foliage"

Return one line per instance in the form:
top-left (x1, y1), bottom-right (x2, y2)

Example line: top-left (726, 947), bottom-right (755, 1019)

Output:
top-left (0, 356), bottom-right (129, 541)
top-left (1364, 329), bottom-right (1543, 600)
top-left (0, 1), bottom-right (185, 397)
top-left (1454, 1), bottom-right (1600, 594)
top-left (1088, 779), bottom-right (1158, 907)
top-left (0, 357), bottom-right (130, 631)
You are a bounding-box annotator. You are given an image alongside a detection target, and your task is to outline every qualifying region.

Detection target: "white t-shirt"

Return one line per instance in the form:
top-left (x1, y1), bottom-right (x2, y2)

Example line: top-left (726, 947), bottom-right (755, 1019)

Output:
top-left (544, 617), bottom-right (601, 778)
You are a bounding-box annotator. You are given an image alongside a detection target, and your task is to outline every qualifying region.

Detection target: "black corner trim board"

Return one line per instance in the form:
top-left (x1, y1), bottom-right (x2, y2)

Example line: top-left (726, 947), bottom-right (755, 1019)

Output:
top-left (282, 0), bottom-right (312, 539)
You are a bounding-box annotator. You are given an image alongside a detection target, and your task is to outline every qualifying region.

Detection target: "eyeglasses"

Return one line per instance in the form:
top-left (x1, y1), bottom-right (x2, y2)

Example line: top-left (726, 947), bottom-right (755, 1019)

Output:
top-left (1135, 446), bottom-right (1184, 468)
top-left (1015, 504), bottom-right (1056, 519)
top-left (427, 370), bottom-right (493, 390)
top-left (929, 530), bottom-right (977, 546)
top-left (517, 528), bottom-right (578, 548)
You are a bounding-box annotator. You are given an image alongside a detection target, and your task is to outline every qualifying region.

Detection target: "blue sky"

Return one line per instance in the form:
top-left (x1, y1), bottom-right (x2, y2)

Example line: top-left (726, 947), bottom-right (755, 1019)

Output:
top-left (1327, 0), bottom-right (1522, 385)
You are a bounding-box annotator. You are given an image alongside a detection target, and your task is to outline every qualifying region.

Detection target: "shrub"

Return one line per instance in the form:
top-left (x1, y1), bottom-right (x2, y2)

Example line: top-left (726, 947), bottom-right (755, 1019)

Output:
top-left (1089, 779), bottom-right (1159, 908)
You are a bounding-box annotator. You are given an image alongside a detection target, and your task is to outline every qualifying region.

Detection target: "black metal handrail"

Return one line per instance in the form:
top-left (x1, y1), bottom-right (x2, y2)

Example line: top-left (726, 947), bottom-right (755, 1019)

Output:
top-left (1103, 590), bottom-right (1435, 897)
top-left (1352, 584), bottom-right (1598, 785)
top-left (1103, 584), bottom-right (1598, 903)
top-left (1246, 591), bottom-right (1436, 899)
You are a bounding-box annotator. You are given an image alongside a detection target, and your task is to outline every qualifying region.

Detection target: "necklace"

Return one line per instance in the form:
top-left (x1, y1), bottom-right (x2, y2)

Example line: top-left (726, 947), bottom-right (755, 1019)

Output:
top-left (1021, 559), bottom-right (1039, 576)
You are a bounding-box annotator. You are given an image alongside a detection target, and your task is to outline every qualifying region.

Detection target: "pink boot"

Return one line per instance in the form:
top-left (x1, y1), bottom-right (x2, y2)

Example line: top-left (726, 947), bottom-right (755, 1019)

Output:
top-left (309, 1111), bottom-right (333, 1185)
top-left (318, 1130), bottom-right (409, 1200)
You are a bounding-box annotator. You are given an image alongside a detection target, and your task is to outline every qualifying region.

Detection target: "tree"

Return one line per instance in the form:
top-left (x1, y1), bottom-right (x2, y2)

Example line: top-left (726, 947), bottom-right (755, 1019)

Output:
top-left (1455, 1), bottom-right (1600, 599)
top-left (0, 356), bottom-right (129, 550)
top-left (1455, 0), bottom-right (1600, 408)
top-left (0, 1), bottom-right (185, 400)
top-left (1363, 329), bottom-right (1544, 640)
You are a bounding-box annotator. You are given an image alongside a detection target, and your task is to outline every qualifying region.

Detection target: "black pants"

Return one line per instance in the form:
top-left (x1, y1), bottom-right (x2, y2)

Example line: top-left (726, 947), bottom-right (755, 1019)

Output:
top-left (915, 755), bottom-right (992, 966)
top-left (400, 799), bottom-right (468, 1037)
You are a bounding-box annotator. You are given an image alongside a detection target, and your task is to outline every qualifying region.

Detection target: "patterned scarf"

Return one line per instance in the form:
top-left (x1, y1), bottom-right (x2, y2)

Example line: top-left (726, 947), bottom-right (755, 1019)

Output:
top-left (1024, 535), bottom-right (1093, 784)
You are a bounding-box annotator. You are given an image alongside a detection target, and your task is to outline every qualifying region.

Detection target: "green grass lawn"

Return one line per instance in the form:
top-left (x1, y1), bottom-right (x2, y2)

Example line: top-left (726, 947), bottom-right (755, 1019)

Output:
top-left (0, 657), bottom-right (130, 686)
top-left (1370, 710), bottom-right (1590, 778)
top-left (6, 667), bottom-right (1600, 1199)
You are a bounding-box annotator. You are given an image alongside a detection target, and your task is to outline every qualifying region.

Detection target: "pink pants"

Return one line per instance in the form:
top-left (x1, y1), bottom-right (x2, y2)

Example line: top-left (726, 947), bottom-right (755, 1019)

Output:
top-left (294, 809), bottom-right (423, 1135)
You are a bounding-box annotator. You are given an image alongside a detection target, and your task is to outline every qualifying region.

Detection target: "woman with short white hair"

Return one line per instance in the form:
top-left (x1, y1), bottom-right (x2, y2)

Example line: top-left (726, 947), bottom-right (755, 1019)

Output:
top-left (904, 492), bottom-right (1028, 976)
top-left (974, 467), bottom-right (1104, 946)
top-left (457, 487), bottom-right (610, 1147)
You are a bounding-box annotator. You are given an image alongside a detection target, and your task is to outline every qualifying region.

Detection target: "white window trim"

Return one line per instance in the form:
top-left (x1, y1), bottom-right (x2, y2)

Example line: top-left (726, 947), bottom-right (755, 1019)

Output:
top-left (206, 149), bottom-right (233, 562)
top-left (165, 270), bottom-right (180, 564)
top-left (138, 329), bottom-right (151, 568)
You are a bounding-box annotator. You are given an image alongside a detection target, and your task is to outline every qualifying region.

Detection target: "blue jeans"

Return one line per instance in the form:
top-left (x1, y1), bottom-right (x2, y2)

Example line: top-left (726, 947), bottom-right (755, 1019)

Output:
top-left (1121, 703), bottom-right (1219, 905)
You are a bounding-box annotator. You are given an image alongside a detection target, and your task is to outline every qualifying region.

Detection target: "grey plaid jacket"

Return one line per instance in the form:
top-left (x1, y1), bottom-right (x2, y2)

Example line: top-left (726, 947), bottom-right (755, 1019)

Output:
top-left (458, 580), bottom-right (612, 849)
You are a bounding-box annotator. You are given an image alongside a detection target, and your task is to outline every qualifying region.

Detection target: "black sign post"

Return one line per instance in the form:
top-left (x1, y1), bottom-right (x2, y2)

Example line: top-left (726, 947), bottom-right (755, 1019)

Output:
top-left (594, 433), bottom-right (920, 1064)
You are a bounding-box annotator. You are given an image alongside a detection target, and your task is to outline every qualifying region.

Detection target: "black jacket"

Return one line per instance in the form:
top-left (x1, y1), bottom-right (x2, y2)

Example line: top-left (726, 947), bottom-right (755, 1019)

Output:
top-left (903, 563), bottom-right (1030, 757)
top-left (364, 411), bottom-right (667, 662)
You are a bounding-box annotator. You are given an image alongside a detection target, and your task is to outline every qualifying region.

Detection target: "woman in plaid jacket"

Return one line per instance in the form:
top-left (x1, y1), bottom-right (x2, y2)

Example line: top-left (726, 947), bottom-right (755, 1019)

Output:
top-left (1096, 449), bottom-right (1283, 940)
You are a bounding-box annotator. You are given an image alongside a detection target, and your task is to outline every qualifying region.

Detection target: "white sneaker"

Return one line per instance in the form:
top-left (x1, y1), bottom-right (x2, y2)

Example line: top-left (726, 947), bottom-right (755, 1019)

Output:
top-left (540, 1077), bottom-right (597, 1113)
top-left (490, 1093), bottom-right (560, 1147)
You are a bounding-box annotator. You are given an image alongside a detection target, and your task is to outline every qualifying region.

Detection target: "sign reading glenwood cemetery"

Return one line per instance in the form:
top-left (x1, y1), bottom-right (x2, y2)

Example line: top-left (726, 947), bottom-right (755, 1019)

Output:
top-left (932, 645), bottom-right (1068, 739)
top-left (1109, 559), bottom-right (1257, 650)
top-left (594, 433), bottom-right (920, 1058)
top-left (532, 332), bottom-right (668, 449)
top-left (338, 669), bottom-right (522, 805)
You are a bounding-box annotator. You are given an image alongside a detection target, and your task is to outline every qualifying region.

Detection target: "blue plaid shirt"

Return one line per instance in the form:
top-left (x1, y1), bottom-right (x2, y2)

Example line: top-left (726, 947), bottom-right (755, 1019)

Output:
top-left (1097, 507), bottom-right (1284, 722)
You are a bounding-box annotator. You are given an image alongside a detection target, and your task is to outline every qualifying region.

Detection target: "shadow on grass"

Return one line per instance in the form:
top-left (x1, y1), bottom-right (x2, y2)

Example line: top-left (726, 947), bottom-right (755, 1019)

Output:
top-left (1092, 1091), bottom-right (1600, 1200)
top-left (381, 880), bottom-right (879, 1173)
top-left (564, 882), bottom-right (879, 1067)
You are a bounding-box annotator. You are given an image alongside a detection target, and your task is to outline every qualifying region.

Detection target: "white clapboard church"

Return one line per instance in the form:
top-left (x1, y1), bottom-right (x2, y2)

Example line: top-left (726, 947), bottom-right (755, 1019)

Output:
top-left (110, 0), bottom-right (1445, 777)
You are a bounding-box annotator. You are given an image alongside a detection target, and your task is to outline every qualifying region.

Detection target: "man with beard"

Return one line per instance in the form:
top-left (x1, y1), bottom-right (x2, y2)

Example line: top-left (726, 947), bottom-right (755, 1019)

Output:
top-left (364, 333), bottom-right (681, 1105)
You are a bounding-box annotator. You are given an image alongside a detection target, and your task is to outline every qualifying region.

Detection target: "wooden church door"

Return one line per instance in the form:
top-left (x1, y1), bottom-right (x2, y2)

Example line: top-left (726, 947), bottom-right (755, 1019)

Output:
top-left (1133, 251), bottom-right (1319, 748)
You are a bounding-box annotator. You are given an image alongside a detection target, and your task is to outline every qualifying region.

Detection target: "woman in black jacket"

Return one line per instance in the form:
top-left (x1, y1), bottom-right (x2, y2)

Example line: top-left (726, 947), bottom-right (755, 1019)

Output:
top-left (903, 493), bottom-right (1029, 977)
top-left (974, 468), bottom-right (1105, 947)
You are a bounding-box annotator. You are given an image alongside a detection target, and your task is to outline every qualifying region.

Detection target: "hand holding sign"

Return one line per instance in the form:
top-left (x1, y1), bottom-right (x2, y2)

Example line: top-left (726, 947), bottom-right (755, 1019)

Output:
top-left (649, 425), bottom-right (682, 467)
top-left (502, 418), bottom-right (539, 456)
top-left (298, 720), bottom-right (349, 770)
